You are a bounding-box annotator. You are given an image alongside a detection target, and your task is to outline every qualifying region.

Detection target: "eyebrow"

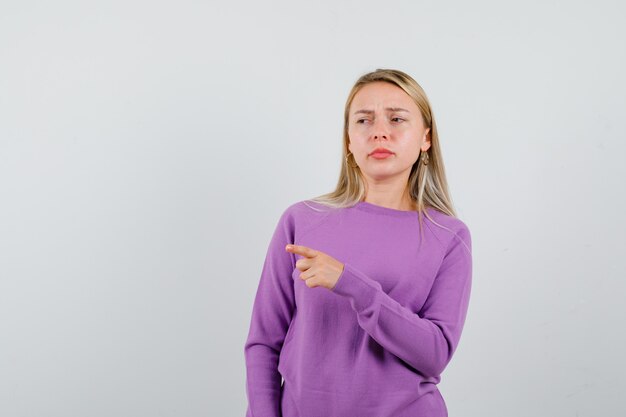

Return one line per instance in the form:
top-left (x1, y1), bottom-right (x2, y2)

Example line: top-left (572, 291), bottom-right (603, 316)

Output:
top-left (353, 107), bottom-right (410, 115)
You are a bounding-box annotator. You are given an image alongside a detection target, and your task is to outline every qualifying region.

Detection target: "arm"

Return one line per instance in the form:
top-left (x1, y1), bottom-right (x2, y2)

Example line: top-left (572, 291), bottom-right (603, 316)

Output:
top-left (331, 225), bottom-right (472, 379)
top-left (243, 209), bottom-right (297, 417)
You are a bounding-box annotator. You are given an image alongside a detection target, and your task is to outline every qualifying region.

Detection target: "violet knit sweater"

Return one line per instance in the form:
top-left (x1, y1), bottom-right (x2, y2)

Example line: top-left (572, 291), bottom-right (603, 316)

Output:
top-left (244, 199), bottom-right (473, 417)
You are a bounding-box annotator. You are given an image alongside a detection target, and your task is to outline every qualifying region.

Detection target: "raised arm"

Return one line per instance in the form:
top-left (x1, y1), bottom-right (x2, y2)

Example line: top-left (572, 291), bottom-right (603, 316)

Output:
top-left (243, 209), bottom-right (296, 417)
top-left (330, 225), bottom-right (472, 379)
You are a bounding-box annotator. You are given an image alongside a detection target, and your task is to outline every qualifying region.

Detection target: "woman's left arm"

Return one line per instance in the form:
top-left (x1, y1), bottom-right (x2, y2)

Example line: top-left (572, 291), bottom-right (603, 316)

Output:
top-left (331, 225), bottom-right (473, 379)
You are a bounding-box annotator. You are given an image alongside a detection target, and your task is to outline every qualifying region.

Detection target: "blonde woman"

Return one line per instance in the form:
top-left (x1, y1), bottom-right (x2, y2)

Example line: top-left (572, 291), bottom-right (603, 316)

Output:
top-left (244, 69), bottom-right (473, 417)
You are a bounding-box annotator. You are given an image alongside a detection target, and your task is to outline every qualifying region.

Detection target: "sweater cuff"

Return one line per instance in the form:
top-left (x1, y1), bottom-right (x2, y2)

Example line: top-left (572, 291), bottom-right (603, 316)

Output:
top-left (331, 263), bottom-right (381, 312)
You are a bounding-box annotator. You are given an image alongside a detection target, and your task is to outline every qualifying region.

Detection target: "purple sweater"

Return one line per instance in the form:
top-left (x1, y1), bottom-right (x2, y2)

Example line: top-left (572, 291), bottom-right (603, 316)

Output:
top-left (244, 200), bottom-right (473, 417)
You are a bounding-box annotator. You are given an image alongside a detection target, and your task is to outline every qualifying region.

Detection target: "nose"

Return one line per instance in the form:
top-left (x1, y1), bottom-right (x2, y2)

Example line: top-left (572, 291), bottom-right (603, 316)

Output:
top-left (371, 119), bottom-right (389, 141)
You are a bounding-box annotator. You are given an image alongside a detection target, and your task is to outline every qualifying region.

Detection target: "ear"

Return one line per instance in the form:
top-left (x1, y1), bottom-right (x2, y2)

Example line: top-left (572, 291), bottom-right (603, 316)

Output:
top-left (421, 128), bottom-right (431, 151)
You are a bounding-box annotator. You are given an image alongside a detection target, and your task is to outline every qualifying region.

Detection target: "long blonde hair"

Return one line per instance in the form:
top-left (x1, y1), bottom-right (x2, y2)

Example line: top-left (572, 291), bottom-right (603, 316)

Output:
top-left (307, 68), bottom-right (459, 240)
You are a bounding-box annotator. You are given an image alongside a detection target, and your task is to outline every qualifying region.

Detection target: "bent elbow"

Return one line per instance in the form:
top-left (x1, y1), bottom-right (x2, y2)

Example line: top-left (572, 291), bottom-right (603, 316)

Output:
top-left (420, 328), bottom-right (456, 379)
top-left (418, 354), bottom-right (450, 380)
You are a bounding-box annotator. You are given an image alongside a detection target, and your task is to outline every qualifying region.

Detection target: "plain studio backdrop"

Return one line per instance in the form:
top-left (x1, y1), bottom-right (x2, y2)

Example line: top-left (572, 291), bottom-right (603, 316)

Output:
top-left (1, 1), bottom-right (625, 416)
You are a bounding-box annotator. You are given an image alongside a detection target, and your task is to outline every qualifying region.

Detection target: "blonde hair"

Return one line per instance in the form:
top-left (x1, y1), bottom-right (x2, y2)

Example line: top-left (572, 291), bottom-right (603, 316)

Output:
top-left (306, 68), bottom-right (461, 241)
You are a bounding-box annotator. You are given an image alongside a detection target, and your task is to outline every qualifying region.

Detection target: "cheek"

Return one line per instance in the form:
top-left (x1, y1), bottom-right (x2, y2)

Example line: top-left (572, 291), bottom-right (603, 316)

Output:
top-left (348, 128), bottom-right (368, 145)
top-left (398, 136), bottom-right (422, 160)
top-left (348, 125), bottom-right (362, 138)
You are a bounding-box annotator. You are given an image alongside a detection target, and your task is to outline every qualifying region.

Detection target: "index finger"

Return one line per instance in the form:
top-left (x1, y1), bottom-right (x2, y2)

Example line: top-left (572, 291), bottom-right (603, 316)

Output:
top-left (285, 244), bottom-right (317, 258)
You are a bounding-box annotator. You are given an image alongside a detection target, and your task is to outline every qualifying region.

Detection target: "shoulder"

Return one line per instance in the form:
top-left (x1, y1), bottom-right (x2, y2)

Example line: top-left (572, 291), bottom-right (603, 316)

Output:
top-left (275, 199), bottom-right (337, 235)
top-left (424, 207), bottom-right (472, 255)
top-left (280, 199), bottom-right (336, 218)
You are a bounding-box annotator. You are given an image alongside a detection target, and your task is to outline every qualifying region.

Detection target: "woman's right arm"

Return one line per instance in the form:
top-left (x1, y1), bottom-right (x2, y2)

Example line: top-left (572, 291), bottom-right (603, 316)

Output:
top-left (243, 208), bottom-right (297, 417)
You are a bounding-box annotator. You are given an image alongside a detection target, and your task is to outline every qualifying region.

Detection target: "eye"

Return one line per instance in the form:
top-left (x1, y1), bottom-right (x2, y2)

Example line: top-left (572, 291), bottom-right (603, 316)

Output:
top-left (391, 117), bottom-right (404, 123)
top-left (356, 118), bottom-right (368, 124)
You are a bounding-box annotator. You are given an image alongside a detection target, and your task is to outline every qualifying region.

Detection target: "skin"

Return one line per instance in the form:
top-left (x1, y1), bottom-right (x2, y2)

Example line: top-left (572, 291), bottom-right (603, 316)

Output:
top-left (286, 81), bottom-right (431, 291)
top-left (285, 244), bottom-right (344, 290)
top-left (348, 81), bottom-right (431, 211)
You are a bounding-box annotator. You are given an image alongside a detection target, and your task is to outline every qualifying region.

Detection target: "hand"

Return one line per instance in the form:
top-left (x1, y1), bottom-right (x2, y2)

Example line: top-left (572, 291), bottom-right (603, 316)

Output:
top-left (285, 244), bottom-right (345, 291)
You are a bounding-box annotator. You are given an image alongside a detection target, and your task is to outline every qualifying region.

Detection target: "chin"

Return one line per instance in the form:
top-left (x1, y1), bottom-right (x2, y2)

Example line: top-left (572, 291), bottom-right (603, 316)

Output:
top-left (364, 168), bottom-right (398, 179)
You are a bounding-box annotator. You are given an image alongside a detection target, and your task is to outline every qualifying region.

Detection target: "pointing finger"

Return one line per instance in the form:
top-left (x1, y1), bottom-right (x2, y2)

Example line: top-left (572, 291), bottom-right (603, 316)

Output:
top-left (285, 244), bottom-right (318, 258)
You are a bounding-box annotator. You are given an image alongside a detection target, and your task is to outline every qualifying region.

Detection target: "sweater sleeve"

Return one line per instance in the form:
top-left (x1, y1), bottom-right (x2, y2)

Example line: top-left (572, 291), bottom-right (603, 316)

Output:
top-left (330, 224), bottom-right (472, 379)
top-left (243, 209), bottom-right (297, 417)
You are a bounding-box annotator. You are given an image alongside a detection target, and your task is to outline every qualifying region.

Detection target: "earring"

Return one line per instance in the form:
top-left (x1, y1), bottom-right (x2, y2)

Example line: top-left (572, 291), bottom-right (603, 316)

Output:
top-left (345, 151), bottom-right (358, 168)
top-left (420, 150), bottom-right (429, 166)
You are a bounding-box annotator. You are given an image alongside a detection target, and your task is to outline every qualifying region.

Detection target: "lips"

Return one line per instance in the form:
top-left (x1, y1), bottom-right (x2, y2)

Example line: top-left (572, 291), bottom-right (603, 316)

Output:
top-left (369, 147), bottom-right (393, 156)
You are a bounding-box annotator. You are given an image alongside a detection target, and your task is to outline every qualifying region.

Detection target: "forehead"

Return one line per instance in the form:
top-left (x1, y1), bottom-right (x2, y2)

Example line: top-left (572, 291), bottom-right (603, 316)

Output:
top-left (350, 81), bottom-right (417, 111)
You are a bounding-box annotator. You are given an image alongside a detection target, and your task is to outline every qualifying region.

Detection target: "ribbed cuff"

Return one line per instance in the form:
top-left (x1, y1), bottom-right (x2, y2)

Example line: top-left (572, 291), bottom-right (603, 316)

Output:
top-left (331, 263), bottom-right (381, 313)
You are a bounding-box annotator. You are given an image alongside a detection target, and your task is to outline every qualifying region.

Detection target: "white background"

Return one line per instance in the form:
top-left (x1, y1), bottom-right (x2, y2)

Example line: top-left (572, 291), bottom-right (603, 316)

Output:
top-left (1, 1), bottom-right (625, 416)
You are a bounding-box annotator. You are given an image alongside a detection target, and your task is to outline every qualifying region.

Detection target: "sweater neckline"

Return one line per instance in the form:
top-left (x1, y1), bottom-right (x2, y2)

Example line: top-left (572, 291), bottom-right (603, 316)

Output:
top-left (354, 201), bottom-right (420, 217)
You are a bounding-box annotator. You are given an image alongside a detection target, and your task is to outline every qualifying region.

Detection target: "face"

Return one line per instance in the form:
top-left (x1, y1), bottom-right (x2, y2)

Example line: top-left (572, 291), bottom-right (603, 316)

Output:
top-left (347, 81), bottom-right (431, 182)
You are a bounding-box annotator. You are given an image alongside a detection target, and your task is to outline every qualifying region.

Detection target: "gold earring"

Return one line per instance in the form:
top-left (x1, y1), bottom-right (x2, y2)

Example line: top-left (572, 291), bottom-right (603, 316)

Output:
top-left (345, 151), bottom-right (358, 168)
top-left (420, 150), bottom-right (429, 166)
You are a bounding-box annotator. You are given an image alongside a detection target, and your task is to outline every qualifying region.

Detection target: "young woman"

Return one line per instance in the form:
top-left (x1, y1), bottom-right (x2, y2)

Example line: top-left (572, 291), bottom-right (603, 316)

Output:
top-left (244, 68), bottom-right (473, 417)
